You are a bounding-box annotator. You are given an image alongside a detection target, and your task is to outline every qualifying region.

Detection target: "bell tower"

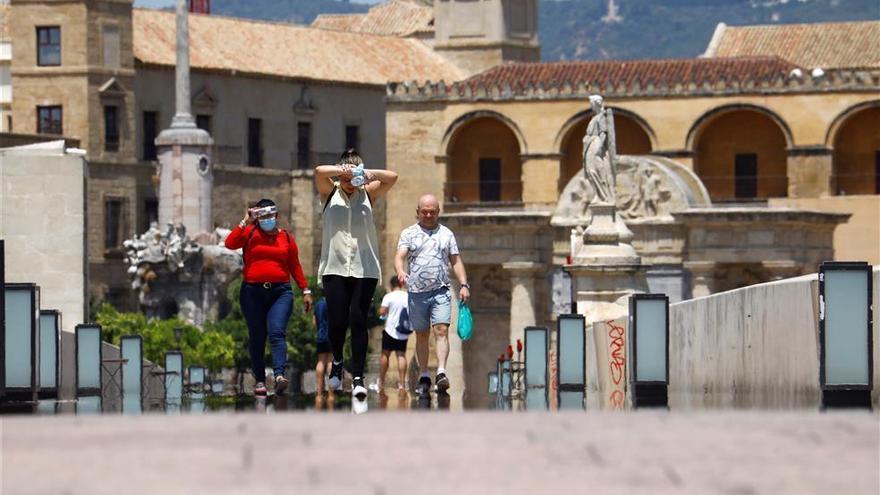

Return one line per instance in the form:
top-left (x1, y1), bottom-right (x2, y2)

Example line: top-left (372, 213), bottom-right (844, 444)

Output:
top-left (433, 0), bottom-right (540, 76)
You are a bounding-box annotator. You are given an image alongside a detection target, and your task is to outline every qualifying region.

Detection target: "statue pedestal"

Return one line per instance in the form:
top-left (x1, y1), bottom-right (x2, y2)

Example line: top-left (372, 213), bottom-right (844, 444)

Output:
top-left (155, 125), bottom-right (214, 237)
top-left (567, 203), bottom-right (648, 323)
top-left (566, 263), bottom-right (648, 323)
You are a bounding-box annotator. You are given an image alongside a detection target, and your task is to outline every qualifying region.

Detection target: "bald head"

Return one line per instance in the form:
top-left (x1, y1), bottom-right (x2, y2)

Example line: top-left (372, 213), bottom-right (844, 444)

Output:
top-left (418, 194), bottom-right (439, 209)
top-left (416, 194), bottom-right (441, 229)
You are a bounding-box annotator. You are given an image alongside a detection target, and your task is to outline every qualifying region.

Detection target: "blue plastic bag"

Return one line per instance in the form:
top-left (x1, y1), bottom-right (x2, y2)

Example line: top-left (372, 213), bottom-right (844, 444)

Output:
top-left (457, 301), bottom-right (473, 341)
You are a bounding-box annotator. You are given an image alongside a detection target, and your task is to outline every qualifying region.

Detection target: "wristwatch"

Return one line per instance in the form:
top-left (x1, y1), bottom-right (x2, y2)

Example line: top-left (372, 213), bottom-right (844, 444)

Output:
top-left (461, 283), bottom-right (470, 289)
top-left (303, 288), bottom-right (312, 295)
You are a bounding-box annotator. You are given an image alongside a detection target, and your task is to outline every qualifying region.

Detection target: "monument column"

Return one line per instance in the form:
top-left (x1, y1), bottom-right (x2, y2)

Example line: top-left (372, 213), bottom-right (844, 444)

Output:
top-left (156, 0), bottom-right (214, 236)
top-left (685, 261), bottom-right (717, 298)
top-left (502, 262), bottom-right (544, 348)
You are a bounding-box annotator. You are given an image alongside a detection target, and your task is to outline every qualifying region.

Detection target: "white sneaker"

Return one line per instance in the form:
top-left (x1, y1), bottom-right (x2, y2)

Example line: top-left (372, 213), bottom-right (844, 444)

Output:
top-left (352, 397), bottom-right (368, 415)
top-left (352, 377), bottom-right (368, 401)
top-left (368, 381), bottom-right (380, 392)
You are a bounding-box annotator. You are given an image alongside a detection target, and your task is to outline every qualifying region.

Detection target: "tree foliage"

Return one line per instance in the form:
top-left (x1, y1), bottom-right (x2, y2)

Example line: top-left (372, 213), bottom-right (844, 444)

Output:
top-left (95, 275), bottom-right (385, 377)
top-left (96, 304), bottom-right (235, 372)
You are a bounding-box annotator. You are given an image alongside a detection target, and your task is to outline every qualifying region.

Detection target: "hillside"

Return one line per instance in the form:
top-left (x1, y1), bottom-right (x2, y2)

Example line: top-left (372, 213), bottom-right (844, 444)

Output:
top-left (211, 0), bottom-right (880, 61)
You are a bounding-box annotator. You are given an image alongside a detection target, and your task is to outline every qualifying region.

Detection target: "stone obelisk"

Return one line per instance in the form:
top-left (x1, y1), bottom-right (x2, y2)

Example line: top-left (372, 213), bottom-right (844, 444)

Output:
top-left (155, 0), bottom-right (214, 238)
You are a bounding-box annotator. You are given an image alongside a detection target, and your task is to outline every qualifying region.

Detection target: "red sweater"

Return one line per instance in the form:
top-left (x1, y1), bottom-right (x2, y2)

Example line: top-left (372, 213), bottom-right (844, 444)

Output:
top-left (225, 225), bottom-right (308, 289)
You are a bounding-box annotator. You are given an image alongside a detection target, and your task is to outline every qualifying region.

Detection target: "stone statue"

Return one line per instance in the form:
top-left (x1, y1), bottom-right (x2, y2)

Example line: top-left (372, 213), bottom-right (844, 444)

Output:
top-left (123, 223), bottom-right (241, 326)
top-left (582, 94), bottom-right (616, 205)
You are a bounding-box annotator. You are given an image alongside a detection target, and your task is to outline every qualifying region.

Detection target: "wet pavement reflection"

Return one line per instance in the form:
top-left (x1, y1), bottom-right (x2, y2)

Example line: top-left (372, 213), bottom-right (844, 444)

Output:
top-left (0, 384), bottom-right (551, 415)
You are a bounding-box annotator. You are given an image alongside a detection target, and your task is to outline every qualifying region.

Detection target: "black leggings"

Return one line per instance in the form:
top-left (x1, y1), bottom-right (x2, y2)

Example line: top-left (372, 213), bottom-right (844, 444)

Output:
top-left (322, 275), bottom-right (378, 378)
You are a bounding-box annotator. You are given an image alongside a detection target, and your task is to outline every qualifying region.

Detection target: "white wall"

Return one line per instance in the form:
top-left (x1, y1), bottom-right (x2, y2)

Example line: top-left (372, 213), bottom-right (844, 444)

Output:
top-left (1, 141), bottom-right (88, 333)
top-left (669, 269), bottom-right (880, 409)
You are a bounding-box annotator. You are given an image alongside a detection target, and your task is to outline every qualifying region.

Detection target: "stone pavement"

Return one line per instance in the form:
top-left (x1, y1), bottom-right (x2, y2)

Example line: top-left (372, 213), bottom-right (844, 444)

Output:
top-left (1, 410), bottom-right (878, 495)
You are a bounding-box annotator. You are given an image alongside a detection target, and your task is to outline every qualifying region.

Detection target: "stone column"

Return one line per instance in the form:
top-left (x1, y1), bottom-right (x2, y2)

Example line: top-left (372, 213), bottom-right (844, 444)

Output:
top-left (762, 260), bottom-right (803, 281)
top-left (172, 0), bottom-right (194, 128)
top-left (787, 146), bottom-right (832, 198)
top-left (684, 261), bottom-right (717, 298)
top-left (502, 262), bottom-right (544, 348)
top-left (520, 154), bottom-right (562, 205)
top-left (155, 0), bottom-right (213, 236)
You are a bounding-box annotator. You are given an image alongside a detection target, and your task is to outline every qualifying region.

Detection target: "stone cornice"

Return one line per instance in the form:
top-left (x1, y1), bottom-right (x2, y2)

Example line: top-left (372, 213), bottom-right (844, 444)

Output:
top-left (386, 69), bottom-right (880, 103)
top-left (672, 208), bottom-right (850, 224)
top-left (787, 146), bottom-right (832, 156)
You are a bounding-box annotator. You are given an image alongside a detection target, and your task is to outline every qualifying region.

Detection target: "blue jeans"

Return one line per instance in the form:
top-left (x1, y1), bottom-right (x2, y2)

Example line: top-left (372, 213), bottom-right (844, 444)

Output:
top-left (240, 282), bottom-right (293, 382)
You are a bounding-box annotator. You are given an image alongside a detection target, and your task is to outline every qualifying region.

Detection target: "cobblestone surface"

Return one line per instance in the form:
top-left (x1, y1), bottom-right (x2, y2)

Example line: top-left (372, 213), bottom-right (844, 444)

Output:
top-left (2, 410), bottom-right (878, 495)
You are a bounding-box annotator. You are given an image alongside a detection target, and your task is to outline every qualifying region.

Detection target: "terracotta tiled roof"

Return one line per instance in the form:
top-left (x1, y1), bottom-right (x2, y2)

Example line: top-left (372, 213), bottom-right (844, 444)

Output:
top-left (707, 21), bottom-right (880, 69)
top-left (0, 4), bottom-right (10, 41)
top-left (462, 57), bottom-right (800, 91)
top-left (133, 8), bottom-right (462, 86)
top-left (312, 0), bottom-right (433, 37)
top-left (310, 14), bottom-right (362, 33)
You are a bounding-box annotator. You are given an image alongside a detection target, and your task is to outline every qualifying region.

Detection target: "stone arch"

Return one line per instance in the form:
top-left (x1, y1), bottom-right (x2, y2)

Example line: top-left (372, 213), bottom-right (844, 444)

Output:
top-left (444, 112), bottom-right (524, 204)
top-left (556, 108), bottom-right (654, 192)
top-left (826, 100), bottom-right (880, 195)
top-left (687, 104), bottom-right (792, 201)
top-left (440, 110), bottom-right (528, 157)
top-left (685, 104), bottom-right (794, 151)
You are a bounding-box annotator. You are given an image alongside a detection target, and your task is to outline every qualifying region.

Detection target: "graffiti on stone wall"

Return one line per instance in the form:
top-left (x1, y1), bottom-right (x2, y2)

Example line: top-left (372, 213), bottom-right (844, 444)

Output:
top-left (606, 320), bottom-right (626, 410)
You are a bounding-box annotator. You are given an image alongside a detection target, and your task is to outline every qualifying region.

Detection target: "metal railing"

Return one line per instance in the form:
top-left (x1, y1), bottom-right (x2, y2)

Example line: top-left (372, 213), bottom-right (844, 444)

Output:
top-left (833, 172), bottom-right (880, 195)
top-left (444, 180), bottom-right (524, 206)
top-left (696, 173), bottom-right (788, 201)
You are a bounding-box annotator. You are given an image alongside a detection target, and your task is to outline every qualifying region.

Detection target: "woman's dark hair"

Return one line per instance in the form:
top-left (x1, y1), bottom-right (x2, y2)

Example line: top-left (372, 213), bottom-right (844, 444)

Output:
top-left (338, 148), bottom-right (364, 166)
top-left (252, 198), bottom-right (276, 208)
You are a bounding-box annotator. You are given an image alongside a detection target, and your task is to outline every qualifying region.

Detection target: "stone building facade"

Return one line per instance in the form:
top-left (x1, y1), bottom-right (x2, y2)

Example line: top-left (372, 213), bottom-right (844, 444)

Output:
top-left (381, 26), bottom-right (879, 395)
top-left (6, 0), bottom-right (531, 308)
top-left (3, 0), bottom-right (877, 395)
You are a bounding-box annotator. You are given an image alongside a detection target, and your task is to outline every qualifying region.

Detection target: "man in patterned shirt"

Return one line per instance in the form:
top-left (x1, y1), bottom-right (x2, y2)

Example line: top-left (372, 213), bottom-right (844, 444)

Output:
top-left (394, 194), bottom-right (470, 395)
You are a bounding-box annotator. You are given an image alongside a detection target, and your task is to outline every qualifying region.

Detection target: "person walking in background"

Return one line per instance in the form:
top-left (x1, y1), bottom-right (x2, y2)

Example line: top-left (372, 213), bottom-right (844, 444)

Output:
top-left (315, 149), bottom-right (398, 401)
top-left (394, 194), bottom-right (469, 396)
top-left (225, 198), bottom-right (312, 396)
top-left (374, 276), bottom-right (411, 393)
top-left (313, 296), bottom-right (332, 394)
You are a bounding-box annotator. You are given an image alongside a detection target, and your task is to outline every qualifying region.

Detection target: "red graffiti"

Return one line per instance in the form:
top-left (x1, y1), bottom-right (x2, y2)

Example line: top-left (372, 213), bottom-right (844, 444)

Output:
top-left (607, 320), bottom-right (625, 386)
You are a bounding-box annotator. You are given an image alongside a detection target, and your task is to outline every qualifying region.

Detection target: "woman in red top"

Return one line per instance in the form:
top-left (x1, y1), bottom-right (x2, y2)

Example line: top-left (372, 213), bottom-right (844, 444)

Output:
top-left (225, 198), bottom-right (313, 396)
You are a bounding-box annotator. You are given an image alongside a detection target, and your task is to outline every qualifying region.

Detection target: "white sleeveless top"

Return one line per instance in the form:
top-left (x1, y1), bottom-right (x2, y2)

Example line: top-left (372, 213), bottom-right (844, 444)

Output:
top-left (318, 185), bottom-right (381, 280)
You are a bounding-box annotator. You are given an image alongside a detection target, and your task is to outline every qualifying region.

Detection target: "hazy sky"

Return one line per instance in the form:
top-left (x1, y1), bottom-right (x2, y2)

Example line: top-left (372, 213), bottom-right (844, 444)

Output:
top-left (133, 0), bottom-right (379, 7)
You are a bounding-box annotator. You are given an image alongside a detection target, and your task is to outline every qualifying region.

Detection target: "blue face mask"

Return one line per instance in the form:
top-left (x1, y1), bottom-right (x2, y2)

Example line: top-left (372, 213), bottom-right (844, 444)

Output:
top-left (258, 218), bottom-right (276, 231)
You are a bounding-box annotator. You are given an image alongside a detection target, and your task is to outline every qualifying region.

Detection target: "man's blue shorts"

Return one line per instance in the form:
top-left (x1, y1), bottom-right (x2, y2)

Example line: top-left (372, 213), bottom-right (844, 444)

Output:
top-left (408, 287), bottom-right (452, 331)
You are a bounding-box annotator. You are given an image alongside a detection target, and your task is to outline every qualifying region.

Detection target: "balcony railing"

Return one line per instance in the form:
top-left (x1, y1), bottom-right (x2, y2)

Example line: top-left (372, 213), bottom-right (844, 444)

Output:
top-left (833, 172), bottom-right (880, 195)
top-left (697, 174), bottom-right (788, 202)
top-left (444, 180), bottom-right (524, 207)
